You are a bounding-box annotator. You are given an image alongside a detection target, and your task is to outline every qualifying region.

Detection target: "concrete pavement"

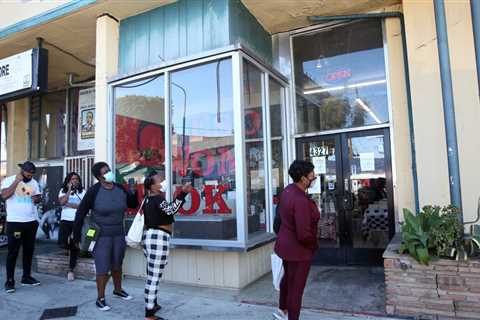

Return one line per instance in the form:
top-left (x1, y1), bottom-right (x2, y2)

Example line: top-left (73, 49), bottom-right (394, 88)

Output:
top-left (0, 271), bottom-right (400, 320)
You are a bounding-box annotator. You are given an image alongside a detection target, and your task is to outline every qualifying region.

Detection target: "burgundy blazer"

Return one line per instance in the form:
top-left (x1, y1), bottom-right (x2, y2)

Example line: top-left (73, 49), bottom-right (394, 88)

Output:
top-left (274, 183), bottom-right (320, 261)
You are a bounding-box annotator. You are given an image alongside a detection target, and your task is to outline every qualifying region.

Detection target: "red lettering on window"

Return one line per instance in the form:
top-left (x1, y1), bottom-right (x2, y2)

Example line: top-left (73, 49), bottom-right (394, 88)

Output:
top-left (176, 186), bottom-right (201, 215)
top-left (203, 184), bottom-right (232, 214)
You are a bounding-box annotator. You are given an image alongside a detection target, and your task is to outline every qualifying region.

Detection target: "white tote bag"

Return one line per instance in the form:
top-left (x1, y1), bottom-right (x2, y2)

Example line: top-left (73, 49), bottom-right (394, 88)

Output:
top-left (126, 198), bottom-right (146, 250)
top-left (271, 253), bottom-right (284, 291)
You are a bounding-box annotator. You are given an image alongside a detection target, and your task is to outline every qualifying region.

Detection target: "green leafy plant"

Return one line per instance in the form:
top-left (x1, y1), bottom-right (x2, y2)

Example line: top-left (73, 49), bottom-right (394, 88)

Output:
top-left (399, 208), bottom-right (431, 264)
top-left (399, 205), bottom-right (462, 265)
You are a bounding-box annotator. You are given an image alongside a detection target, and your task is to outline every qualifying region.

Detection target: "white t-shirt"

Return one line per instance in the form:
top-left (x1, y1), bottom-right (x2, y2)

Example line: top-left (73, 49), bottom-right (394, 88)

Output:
top-left (1, 175), bottom-right (41, 223)
top-left (58, 189), bottom-right (86, 221)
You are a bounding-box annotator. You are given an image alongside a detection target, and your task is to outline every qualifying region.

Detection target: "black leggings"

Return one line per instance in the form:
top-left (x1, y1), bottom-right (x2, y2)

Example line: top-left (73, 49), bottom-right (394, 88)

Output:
top-left (58, 220), bottom-right (79, 270)
top-left (6, 221), bottom-right (39, 280)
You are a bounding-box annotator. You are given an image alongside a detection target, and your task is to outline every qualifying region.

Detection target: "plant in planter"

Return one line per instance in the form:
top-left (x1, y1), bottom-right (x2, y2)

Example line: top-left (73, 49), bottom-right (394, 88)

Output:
top-left (399, 205), bottom-right (462, 265)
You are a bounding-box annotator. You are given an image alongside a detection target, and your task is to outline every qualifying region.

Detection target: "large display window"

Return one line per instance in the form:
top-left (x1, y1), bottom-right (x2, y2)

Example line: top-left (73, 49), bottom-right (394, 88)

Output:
top-left (112, 50), bottom-right (287, 248)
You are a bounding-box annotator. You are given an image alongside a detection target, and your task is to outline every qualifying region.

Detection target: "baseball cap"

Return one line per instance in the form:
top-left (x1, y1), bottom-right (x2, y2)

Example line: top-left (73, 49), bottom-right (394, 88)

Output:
top-left (18, 161), bottom-right (36, 174)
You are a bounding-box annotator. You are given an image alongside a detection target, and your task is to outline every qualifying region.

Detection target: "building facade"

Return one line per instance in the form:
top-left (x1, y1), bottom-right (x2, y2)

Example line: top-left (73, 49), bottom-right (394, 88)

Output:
top-left (0, 0), bottom-right (479, 289)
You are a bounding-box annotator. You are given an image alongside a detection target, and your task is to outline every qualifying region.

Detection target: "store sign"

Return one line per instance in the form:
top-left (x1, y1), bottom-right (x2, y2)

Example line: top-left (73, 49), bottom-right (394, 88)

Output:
top-left (0, 48), bottom-right (48, 102)
top-left (77, 88), bottom-right (95, 151)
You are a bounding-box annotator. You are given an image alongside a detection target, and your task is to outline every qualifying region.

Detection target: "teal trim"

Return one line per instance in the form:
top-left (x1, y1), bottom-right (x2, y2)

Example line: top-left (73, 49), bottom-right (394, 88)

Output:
top-left (228, 0), bottom-right (272, 64)
top-left (118, 0), bottom-right (271, 74)
top-left (0, 0), bottom-right (97, 40)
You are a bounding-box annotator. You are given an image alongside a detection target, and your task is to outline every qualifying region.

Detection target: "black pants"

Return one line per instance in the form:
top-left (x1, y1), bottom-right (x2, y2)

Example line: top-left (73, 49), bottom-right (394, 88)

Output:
top-left (6, 221), bottom-right (39, 280)
top-left (58, 220), bottom-right (78, 270)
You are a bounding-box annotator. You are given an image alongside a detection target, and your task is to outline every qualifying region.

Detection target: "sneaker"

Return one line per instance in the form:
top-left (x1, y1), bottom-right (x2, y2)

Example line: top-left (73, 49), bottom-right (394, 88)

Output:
top-left (67, 271), bottom-right (75, 281)
top-left (4, 279), bottom-right (15, 293)
top-left (96, 298), bottom-right (111, 311)
top-left (272, 308), bottom-right (287, 320)
top-left (113, 289), bottom-right (133, 301)
top-left (21, 276), bottom-right (40, 286)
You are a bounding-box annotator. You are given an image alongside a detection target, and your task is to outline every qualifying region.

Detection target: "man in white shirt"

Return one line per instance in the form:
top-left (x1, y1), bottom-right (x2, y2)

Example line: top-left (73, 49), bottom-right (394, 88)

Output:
top-left (1, 161), bottom-right (42, 293)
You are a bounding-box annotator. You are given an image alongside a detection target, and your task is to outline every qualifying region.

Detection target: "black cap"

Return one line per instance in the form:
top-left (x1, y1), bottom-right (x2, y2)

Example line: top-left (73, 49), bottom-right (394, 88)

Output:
top-left (18, 161), bottom-right (36, 174)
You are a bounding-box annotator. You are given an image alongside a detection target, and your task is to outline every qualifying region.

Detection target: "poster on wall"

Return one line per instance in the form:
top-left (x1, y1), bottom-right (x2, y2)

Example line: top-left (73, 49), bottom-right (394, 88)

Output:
top-left (77, 88), bottom-right (95, 151)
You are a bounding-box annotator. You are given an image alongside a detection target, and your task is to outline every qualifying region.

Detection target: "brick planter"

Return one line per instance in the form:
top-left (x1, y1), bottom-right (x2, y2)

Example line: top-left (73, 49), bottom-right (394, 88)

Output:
top-left (36, 251), bottom-right (96, 280)
top-left (384, 234), bottom-right (480, 319)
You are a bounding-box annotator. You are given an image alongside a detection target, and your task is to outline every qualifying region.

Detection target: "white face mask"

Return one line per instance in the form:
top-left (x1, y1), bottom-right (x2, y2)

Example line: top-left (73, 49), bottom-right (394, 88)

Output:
top-left (309, 178), bottom-right (317, 189)
top-left (160, 180), bottom-right (168, 192)
top-left (104, 171), bottom-right (114, 183)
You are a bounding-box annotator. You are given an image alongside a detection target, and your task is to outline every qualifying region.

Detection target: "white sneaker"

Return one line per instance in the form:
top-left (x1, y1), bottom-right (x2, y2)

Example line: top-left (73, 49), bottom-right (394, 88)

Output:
top-left (272, 308), bottom-right (287, 320)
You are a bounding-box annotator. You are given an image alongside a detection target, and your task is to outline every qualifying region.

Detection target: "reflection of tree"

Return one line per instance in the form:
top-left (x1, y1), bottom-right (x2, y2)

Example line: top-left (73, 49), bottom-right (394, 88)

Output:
top-left (319, 96), bottom-right (350, 130)
top-left (352, 98), bottom-right (367, 127)
top-left (117, 95), bottom-right (164, 116)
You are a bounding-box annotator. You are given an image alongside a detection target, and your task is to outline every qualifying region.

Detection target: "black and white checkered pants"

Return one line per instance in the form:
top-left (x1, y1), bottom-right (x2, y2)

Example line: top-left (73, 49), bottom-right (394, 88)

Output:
top-left (142, 228), bottom-right (170, 313)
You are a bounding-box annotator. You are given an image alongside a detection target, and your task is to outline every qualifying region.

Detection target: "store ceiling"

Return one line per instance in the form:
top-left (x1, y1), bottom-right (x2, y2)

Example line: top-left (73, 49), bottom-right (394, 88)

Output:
top-left (241, 0), bottom-right (401, 34)
top-left (0, 0), bottom-right (175, 91)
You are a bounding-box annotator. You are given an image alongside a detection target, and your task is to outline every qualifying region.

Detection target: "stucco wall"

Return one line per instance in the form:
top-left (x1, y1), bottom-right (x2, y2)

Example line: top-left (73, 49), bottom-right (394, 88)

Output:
top-left (403, 0), bottom-right (480, 220)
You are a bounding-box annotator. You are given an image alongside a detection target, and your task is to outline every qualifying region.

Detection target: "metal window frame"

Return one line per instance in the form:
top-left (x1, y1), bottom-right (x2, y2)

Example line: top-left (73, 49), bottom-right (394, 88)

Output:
top-left (108, 47), bottom-right (289, 249)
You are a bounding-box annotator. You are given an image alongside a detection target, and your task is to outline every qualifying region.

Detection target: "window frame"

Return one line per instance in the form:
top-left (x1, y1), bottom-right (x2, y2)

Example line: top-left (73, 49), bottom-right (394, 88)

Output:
top-left (109, 47), bottom-right (288, 249)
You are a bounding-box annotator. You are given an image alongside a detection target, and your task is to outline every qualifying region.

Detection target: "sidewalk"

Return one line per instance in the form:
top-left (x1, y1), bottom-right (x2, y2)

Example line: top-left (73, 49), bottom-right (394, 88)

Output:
top-left (0, 271), bottom-right (399, 320)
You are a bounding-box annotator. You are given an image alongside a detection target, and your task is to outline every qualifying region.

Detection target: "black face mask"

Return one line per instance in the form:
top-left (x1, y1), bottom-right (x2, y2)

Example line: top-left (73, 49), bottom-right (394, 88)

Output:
top-left (22, 174), bottom-right (32, 183)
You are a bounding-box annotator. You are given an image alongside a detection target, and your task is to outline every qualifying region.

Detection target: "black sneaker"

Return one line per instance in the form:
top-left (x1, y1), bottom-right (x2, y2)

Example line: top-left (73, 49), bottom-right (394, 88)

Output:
top-left (113, 289), bottom-right (133, 300)
top-left (21, 276), bottom-right (40, 286)
top-left (96, 298), bottom-right (111, 311)
top-left (4, 279), bottom-right (15, 293)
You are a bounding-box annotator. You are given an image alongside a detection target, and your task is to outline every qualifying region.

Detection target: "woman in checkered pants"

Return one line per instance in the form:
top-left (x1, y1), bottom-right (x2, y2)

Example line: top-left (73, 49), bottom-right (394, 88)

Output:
top-left (142, 171), bottom-right (192, 320)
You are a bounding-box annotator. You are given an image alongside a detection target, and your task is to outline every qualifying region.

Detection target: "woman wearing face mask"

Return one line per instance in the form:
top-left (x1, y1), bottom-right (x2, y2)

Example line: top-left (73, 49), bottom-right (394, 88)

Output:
top-left (142, 171), bottom-right (192, 320)
top-left (73, 162), bottom-right (138, 311)
top-left (273, 160), bottom-right (320, 320)
top-left (58, 172), bottom-right (85, 281)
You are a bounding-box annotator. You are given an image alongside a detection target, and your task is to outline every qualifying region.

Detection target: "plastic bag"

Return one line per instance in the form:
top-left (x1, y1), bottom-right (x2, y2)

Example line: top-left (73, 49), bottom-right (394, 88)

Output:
top-left (126, 199), bottom-right (145, 250)
top-left (271, 253), bottom-right (284, 291)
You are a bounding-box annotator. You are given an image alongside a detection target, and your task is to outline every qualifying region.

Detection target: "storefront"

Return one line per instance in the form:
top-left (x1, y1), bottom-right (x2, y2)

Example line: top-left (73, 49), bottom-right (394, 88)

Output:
top-left (2, 0), bottom-right (480, 293)
top-left (108, 0), bottom-right (407, 284)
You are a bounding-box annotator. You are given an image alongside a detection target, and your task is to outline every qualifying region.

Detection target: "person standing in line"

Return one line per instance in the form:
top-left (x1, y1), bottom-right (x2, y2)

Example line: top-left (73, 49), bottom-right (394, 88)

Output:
top-left (2, 161), bottom-right (42, 293)
top-left (273, 160), bottom-right (320, 320)
top-left (73, 162), bottom-right (138, 311)
top-left (142, 171), bottom-right (192, 320)
top-left (58, 172), bottom-right (86, 281)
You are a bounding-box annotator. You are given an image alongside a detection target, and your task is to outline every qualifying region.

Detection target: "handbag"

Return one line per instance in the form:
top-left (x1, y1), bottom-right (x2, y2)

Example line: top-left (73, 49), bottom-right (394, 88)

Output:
top-left (271, 252), bottom-right (284, 291)
top-left (126, 198), bottom-right (146, 250)
top-left (81, 217), bottom-right (101, 253)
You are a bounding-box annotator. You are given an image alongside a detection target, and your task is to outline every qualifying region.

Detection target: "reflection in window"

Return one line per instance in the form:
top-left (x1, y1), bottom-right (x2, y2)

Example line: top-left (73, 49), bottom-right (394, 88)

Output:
top-left (269, 79), bottom-right (285, 228)
top-left (30, 91), bottom-right (66, 160)
top-left (293, 20), bottom-right (388, 133)
top-left (170, 59), bottom-right (236, 240)
top-left (244, 61), bottom-right (266, 237)
top-left (115, 76), bottom-right (165, 200)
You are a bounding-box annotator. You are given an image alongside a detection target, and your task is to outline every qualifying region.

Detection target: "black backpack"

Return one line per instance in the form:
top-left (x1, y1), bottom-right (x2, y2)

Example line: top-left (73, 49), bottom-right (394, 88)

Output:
top-left (273, 191), bottom-right (282, 234)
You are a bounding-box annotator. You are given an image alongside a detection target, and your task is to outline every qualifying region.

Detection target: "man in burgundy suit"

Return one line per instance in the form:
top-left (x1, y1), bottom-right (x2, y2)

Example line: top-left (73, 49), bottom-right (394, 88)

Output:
top-left (273, 160), bottom-right (320, 320)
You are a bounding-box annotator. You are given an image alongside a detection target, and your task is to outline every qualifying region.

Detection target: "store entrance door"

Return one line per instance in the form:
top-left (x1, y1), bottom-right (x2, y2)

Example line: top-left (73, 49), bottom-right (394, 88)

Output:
top-left (296, 128), bottom-right (394, 265)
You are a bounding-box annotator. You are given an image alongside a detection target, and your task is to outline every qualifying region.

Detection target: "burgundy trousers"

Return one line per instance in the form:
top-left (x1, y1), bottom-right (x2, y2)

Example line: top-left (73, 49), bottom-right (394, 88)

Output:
top-left (279, 260), bottom-right (311, 320)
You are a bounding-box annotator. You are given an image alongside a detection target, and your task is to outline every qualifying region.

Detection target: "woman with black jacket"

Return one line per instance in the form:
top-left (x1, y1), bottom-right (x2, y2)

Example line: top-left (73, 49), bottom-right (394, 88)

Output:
top-left (142, 171), bottom-right (192, 320)
top-left (73, 162), bottom-right (139, 311)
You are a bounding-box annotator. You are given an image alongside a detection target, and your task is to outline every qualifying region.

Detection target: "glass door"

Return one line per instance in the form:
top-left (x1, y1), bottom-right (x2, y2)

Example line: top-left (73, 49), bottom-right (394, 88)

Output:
top-left (296, 128), bottom-right (393, 265)
top-left (342, 129), bottom-right (394, 265)
top-left (297, 135), bottom-right (346, 265)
